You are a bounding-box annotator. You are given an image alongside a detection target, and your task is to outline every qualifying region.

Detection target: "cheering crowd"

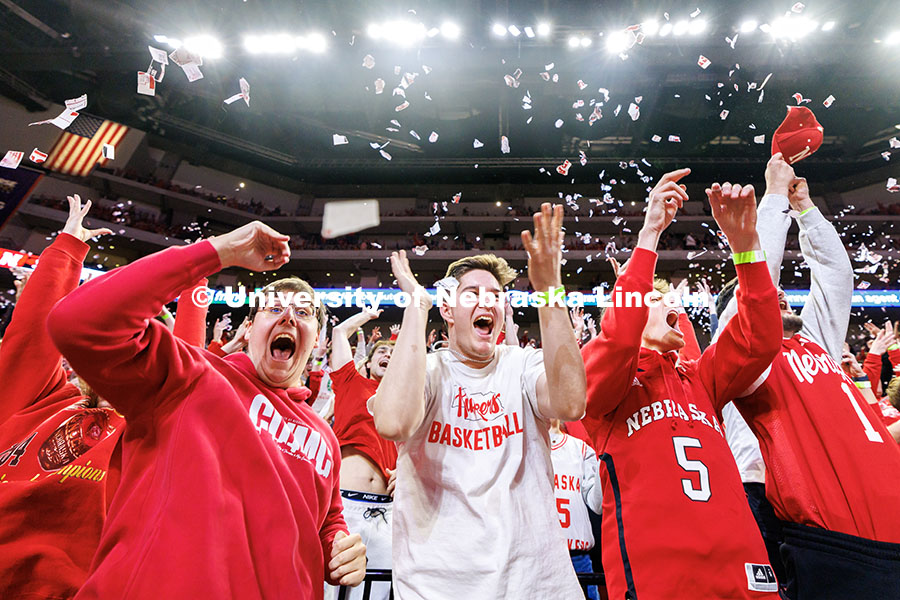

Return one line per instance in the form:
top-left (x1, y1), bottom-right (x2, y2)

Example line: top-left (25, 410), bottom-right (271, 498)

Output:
top-left (2, 152), bottom-right (900, 600)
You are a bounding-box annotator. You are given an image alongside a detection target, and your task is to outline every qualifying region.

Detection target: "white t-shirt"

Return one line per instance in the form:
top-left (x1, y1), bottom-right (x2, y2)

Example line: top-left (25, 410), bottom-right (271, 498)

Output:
top-left (388, 346), bottom-right (583, 600)
top-left (550, 431), bottom-right (602, 551)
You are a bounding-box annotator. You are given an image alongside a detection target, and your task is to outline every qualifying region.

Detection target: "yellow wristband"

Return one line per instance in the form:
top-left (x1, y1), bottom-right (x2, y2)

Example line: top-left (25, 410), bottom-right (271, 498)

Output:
top-left (799, 207), bottom-right (815, 216)
top-left (888, 344), bottom-right (900, 352)
top-left (854, 380), bottom-right (872, 390)
top-left (732, 250), bottom-right (767, 265)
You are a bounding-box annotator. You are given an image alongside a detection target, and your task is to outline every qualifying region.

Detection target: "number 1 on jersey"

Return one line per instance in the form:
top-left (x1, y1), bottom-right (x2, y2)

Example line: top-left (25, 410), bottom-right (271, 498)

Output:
top-left (841, 382), bottom-right (883, 443)
top-left (673, 436), bottom-right (711, 502)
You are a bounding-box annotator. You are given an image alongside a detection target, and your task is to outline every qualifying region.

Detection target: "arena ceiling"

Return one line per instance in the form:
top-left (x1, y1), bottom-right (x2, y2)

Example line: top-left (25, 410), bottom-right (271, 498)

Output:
top-left (0, 0), bottom-right (899, 191)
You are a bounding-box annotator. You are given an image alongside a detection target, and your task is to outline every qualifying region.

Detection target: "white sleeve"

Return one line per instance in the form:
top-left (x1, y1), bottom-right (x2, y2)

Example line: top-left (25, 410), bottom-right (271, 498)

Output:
top-left (581, 442), bottom-right (603, 514)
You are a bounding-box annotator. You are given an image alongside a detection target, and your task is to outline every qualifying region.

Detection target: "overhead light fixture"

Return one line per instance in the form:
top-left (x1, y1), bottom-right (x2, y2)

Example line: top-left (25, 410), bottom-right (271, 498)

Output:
top-left (605, 30), bottom-right (630, 53)
top-left (568, 35), bottom-right (580, 48)
top-left (688, 19), bottom-right (707, 35)
top-left (183, 34), bottom-right (224, 58)
top-left (673, 21), bottom-right (690, 36)
top-left (739, 20), bottom-right (758, 33)
top-left (492, 23), bottom-right (507, 36)
top-left (887, 31), bottom-right (900, 45)
top-left (659, 22), bottom-right (673, 37)
top-left (305, 32), bottom-right (327, 53)
top-left (440, 21), bottom-right (460, 39)
top-left (382, 20), bottom-right (426, 46)
top-left (642, 20), bottom-right (659, 36)
top-left (580, 36), bottom-right (592, 47)
top-left (366, 23), bottom-right (382, 39)
top-left (821, 21), bottom-right (836, 32)
top-left (508, 25), bottom-right (521, 37)
top-left (536, 22), bottom-right (551, 36)
top-left (426, 27), bottom-right (440, 38)
top-left (524, 26), bottom-right (535, 38)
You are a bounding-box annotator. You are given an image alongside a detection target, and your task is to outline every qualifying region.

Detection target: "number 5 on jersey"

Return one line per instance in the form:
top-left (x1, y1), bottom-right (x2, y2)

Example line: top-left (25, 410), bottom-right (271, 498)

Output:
top-left (673, 436), bottom-right (711, 502)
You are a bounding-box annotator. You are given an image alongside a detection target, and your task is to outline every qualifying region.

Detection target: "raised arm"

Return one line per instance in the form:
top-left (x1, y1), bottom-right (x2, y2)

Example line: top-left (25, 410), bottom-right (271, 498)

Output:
top-left (331, 308), bottom-right (382, 371)
top-left (715, 155), bottom-right (794, 334)
top-left (582, 168), bottom-right (690, 421)
top-left (172, 279), bottom-right (210, 347)
top-left (371, 250), bottom-right (431, 441)
top-left (522, 203), bottom-right (586, 422)
top-left (698, 183), bottom-right (782, 409)
top-left (792, 177), bottom-right (854, 359)
top-left (0, 195), bottom-right (110, 424)
top-left (47, 221), bottom-right (291, 418)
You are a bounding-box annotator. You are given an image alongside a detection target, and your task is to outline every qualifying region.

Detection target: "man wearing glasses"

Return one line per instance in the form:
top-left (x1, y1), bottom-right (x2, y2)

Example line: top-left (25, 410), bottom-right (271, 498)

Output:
top-left (48, 221), bottom-right (366, 600)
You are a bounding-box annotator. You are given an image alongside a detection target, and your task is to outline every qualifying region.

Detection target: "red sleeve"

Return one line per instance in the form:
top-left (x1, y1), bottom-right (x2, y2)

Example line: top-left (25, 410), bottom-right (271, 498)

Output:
top-left (581, 247), bottom-right (656, 422)
top-left (172, 278), bottom-right (209, 347)
top-left (677, 312), bottom-right (702, 361)
top-left (863, 352), bottom-right (884, 397)
top-left (698, 261), bottom-right (782, 413)
top-left (330, 360), bottom-right (364, 390)
top-left (207, 340), bottom-right (227, 358)
top-left (0, 233), bottom-right (86, 425)
top-left (321, 453), bottom-right (349, 585)
top-left (564, 419), bottom-right (592, 446)
top-left (888, 348), bottom-right (900, 373)
top-left (390, 332), bottom-right (398, 341)
top-left (496, 331), bottom-right (505, 345)
top-left (47, 241), bottom-right (221, 420)
top-left (307, 369), bottom-right (323, 402)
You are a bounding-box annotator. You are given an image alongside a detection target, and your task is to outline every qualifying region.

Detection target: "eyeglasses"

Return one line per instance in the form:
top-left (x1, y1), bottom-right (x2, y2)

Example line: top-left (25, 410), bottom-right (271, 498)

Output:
top-left (261, 305), bottom-right (318, 320)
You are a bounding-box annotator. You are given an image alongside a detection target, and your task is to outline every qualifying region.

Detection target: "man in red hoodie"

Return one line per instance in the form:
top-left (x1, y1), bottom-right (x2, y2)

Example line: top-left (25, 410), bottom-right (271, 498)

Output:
top-left (581, 171), bottom-right (783, 599)
top-left (48, 220), bottom-right (365, 599)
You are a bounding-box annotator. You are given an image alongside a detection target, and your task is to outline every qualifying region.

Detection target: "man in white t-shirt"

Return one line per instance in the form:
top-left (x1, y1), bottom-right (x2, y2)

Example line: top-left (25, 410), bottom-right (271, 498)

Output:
top-left (371, 203), bottom-right (587, 599)
top-left (550, 420), bottom-right (603, 600)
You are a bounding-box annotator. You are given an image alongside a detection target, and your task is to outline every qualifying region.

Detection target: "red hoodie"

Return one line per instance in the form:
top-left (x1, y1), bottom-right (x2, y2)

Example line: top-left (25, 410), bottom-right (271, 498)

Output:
top-left (47, 240), bottom-right (347, 600)
top-left (581, 247), bottom-right (782, 599)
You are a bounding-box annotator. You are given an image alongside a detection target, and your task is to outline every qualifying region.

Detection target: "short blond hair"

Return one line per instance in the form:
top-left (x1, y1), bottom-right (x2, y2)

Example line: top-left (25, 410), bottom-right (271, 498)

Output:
top-left (887, 376), bottom-right (900, 410)
top-left (445, 254), bottom-right (517, 287)
top-left (653, 278), bottom-right (670, 294)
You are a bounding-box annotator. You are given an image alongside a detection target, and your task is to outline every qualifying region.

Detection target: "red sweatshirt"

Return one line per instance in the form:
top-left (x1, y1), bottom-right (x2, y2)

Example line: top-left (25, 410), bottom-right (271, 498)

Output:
top-left (736, 334), bottom-right (900, 542)
top-left (581, 247), bottom-right (782, 599)
top-left (862, 348), bottom-right (900, 398)
top-left (47, 240), bottom-right (347, 600)
top-left (0, 233), bottom-right (126, 600)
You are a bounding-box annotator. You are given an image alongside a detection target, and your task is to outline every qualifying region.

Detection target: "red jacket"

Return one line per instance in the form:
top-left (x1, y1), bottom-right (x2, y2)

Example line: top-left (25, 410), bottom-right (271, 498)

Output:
top-left (0, 233), bottom-right (125, 600)
top-left (48, 240), bottom-right (346, 600)
top-left (862, 348), bottom-right (900, 398)
top-left (581, 247), bottom-right (782, 599)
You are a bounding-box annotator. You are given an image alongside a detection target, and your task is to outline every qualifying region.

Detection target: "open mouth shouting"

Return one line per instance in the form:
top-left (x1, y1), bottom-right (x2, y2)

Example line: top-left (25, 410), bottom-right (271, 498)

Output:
top-left (665, 310), bottom-right (683, 336)
top-left (473, 314), bottom-right (495, 340)
top-left (270, 332), bottom-right (297, 362)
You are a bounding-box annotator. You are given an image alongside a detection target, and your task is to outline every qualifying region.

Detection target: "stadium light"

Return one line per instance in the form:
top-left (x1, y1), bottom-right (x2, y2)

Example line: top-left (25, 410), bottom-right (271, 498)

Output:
top-left (367, 23), bottom-right (382, 39)
top-left (184, 34), bottom-right (223, 58)
top-left (642, 20), bottom-right (659, 36)
top-left (508, 25), bottom-right (521, 37)
top-left (492, 23), bottom-right (507, 36)
top-left (440, 21), bottom-right (460, 39)
top-left (659, 22), bottom-right (673, 37)
top-left (821, 21), bottom-right (836, 32)
top-left (567, 35), bottom-right (580, 48)
top-left (688, 19), bottom-right (707, 35)
top-left (580, 36), bottom-right (592, 47)
top-left (673, 21), bottom-right (689, 36)
top-left (605, 30), bottom-right (630, 53)
top-left (305, 32), bottom-right (327, 53)
top-left (524, 26), bottom-right (535, 38)
top-left (426, 27), bottom-right (440, 38)
top-left (887, 31), bottom-right (900, 45)
top-left (536, 22), bottom-right (551, 36)
top-left (739, 20), bottom-right (758, 33)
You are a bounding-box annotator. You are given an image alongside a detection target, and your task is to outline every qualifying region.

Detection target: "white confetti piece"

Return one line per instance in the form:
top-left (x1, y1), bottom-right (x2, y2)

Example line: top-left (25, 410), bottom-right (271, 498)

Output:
top-left (102, 144), bottom-right (115, 160)
top-left (651, 134), bottom-right (661, 142)
top-left (500, 136), bottom-right (510, 154)
top-left (473, 139), bottom-right (484, 149)
top-left (148, 45), bottom-right (169, 65)
top-left (223, 77), bottom-right (250, 107)
top-left (628, 103), bottom-right (640, 121)
top-left (754, 134), bottom-right (766, 144)
top-left (395, 101), bottom-right (409, 112)
top-left (555, 119), bottom-right (564, 128)
top-left (891, 137), bottom-right (900, 149)
top-left (379, 149), bottom-right (392, 161)
top-left (413, 245), bottom-right (428, 256)
top-left (698, 55), bottom-right (711, 69)
top-left (504, 74), bottom-right (519, 88)
top-left (374, 78), bottom-right (385, 94)
top-left (691, 7), bottom-right (701, 17)
top-left (668, 135), bottom-right (681, 142)
top-left (137, 71), bottom-right (156, 96)
top-left (883, 152), bottom-right (892, 161)
top-left (0, 150), bottom-right (23, 169)
top-left (887, 178), bottom-right (900, 193)
top-left (28, 108), bottom-right (80, 130)
top-left (322, 200), bottom-right (381, 239)
top-left (823, 95), bottom-right (835, 108)
top-left (452, 192), bottom-right (461, 203)
top-left (545, 62), bottom-right (555, 70)
top-left (598, 88), bottom-right (610, 102)
top-left (65, 94), bottom-right (87, 111)
top-left (556, 160), bottom-right (572, 176)
top-left (428, 131), bottom-right (438, 143)
top-left (791, 2), bottom-right (805, 13)
top-left (577, 79), bottom-right (587, 90)
top-left (409, 130), bottom-right (421, 140)
top-left (29, 148), bottom-right (47, 163)
top-left (333, 134), bottom-right (349, 145)
top-left (720, 109), bottom-right (729, 120)
top-left (792, 92), bottom-right (810, 104)
top-left (362, 54), bottom-right (375, 69)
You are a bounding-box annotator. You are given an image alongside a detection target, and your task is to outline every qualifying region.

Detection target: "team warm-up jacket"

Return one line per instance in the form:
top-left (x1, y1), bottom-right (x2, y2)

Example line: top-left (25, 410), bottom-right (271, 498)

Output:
top-left (47, 240), bottom-right (347, 600)
top-left (581, 246), bottom-right (783, 599)
top-left (721, 197), bottom-right (900, 542)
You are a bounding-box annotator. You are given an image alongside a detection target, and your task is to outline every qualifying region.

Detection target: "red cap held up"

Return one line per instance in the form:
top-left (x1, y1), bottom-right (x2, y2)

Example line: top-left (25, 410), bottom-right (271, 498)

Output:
top-left (771, 106), bottom-right (823, 164)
